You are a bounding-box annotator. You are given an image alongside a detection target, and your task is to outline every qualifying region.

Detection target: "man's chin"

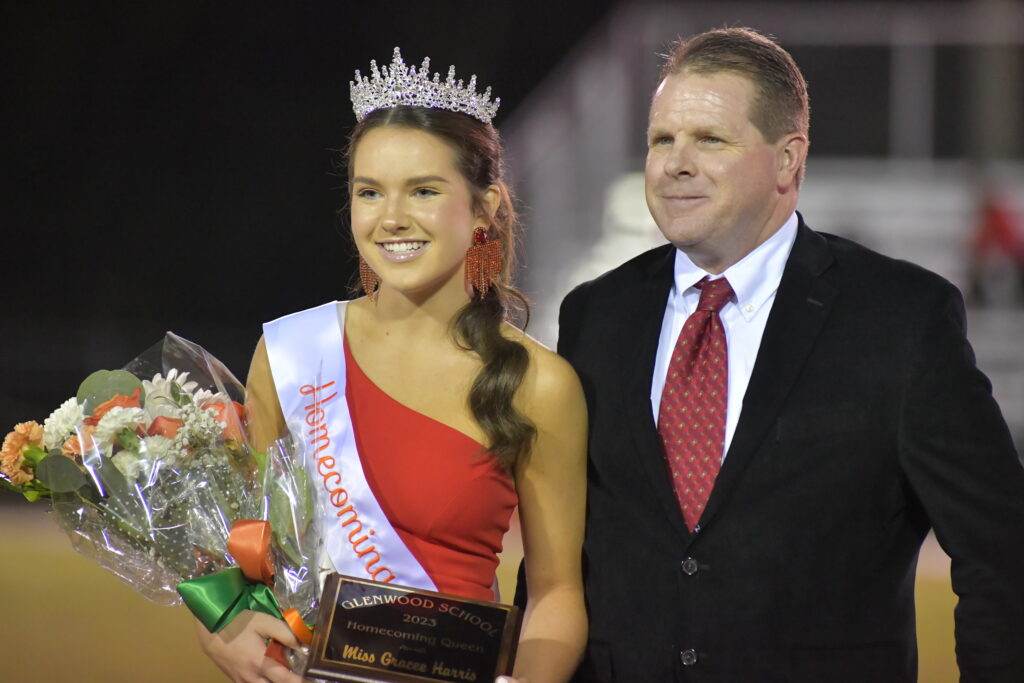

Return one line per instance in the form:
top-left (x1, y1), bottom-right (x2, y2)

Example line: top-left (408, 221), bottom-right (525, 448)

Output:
top-left (655, 219), bottom-right (710, 248)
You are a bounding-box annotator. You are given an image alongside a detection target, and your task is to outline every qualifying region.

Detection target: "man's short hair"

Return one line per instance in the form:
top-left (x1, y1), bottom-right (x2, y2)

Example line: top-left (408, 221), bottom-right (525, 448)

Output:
top-left (660, 27), bottom-right (809, 144)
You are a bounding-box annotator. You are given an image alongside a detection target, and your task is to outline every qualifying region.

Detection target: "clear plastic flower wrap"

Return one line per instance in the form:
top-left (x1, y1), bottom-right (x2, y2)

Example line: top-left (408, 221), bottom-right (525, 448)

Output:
top-left (264, 434), bottom-right (324, 618)
top-left (1, 332), bottom-right (260, 603)
top-left (260, 435), bottom-right (326, 670)
top-left (1, 334), bottom-right (321, 619)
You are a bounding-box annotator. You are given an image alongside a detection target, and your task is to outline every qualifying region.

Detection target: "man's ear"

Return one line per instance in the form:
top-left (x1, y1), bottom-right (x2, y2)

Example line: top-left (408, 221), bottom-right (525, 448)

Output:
top-left (777, 132), bottom-right (808, 188)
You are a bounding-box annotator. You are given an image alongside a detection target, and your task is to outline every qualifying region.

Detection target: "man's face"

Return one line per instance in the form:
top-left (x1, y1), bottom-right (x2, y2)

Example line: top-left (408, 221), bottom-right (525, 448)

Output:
top-left (644, 70), bottom-right (790, 273)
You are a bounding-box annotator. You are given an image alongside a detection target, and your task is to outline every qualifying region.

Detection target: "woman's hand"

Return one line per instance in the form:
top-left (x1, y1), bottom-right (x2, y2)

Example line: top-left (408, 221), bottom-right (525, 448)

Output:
top-left (194, 610), bottom-right (305, 683)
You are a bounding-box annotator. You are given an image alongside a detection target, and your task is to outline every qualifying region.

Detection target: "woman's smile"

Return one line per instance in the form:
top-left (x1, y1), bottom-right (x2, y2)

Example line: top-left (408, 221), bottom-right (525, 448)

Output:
top-left (377, 240), bottom-right (430, 262)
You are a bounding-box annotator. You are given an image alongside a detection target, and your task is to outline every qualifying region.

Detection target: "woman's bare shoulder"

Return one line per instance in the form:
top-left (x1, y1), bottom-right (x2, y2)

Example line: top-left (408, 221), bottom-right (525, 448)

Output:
top-left (501, 323), bottom-right (583, 413)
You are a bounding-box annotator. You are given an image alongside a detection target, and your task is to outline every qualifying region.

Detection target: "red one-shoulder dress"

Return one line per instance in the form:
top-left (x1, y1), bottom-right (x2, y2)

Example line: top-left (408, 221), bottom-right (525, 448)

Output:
top-left (344, 338), bottom-right (518, 601)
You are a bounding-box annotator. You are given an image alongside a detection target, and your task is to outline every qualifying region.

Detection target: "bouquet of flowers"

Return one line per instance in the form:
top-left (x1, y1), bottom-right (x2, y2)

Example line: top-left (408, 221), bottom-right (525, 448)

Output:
top-left (0, 333), bottom-right (322, 631)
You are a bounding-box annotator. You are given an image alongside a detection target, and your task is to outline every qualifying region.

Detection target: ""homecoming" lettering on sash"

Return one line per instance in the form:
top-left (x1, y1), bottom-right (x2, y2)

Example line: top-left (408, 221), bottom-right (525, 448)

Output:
top-left (263, 301), bottom-right (436, 590)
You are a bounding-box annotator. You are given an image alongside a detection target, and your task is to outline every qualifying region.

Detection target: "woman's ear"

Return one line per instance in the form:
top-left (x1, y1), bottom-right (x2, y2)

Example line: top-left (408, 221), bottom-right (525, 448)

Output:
top-left (478, 184), bottom-right (501, 225)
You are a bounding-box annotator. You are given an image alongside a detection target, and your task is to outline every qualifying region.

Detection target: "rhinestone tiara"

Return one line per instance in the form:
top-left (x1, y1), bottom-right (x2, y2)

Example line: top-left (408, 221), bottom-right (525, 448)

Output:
top-left (349, 47), bottom-right (501, 125)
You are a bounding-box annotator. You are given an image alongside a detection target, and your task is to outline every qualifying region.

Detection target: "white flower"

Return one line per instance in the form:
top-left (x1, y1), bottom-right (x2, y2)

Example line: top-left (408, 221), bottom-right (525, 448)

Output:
top-left (43, 397), bottom-right (84, 450)
top-left (140, 434), bottom-right (184, 468)
top-left (95, 406), bottom-right (148, 453)
top-left (112, 450), bottom-right (147, 482)
top-left (142, 368), bottom-right (199, 410)
top-left (194, 389), bottom-right (230, 406)
top-left (145, 403), bottom-right (183, 422)
top-left (141, 434), bottom-right (174, 459)
top-left (173, 403), bottom-right (222, 455)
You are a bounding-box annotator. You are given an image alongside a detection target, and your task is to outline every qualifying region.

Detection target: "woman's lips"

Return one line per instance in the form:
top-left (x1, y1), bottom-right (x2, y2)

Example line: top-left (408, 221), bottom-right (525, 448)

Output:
top-left (376, 240), bottom-right (429, 262)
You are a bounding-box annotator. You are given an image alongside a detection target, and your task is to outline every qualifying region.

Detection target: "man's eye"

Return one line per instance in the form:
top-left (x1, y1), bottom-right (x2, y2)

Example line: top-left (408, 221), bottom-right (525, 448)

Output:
top-left (650, 135), bottom-right (672, 146)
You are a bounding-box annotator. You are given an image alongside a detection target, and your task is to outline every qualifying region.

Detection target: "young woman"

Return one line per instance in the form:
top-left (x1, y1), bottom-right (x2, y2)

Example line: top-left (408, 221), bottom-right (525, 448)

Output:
top-left (196, 50), bottom-right (587, 683)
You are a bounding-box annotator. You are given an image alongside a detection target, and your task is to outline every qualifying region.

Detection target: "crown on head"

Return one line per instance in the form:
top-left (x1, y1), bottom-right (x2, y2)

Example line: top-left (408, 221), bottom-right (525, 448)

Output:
top-left (350, 47), bottom-right (501, 125)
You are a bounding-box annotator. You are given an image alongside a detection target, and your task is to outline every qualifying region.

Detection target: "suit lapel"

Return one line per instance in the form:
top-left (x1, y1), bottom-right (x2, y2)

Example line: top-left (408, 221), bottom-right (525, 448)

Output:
top-left (698, 220), bottom-right (837, 532)
top-left (618, 245), bottom-right (692, 542)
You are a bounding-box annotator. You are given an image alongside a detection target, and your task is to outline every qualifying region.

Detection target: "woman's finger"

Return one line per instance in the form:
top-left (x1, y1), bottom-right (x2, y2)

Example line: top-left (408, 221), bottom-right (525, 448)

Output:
top-left (248, 611), bottom-right (302, 650)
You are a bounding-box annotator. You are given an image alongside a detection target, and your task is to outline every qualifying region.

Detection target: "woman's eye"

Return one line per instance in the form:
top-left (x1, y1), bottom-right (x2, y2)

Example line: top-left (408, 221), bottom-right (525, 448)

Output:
top-left (414, 187), bottom-right (440, 198)
top-left (356, 188), bottom-right (380, 199)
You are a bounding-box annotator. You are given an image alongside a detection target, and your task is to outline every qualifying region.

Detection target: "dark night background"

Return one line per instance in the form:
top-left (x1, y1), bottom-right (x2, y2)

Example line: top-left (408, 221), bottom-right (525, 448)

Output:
top-left (2, 0), bottom-right (624, 448)
top-left (0, 3), bottom-right (1013, 681)
top-left (1, 0), bottom-right (1007, 480)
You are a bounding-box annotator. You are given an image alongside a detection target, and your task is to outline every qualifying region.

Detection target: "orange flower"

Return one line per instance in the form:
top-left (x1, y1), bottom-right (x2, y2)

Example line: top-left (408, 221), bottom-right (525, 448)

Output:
top-left (204, 401), bottom-right (244, 441)
top-left (1, 421), bottom-right (43, 484)
top-left (3, 465), bottom-right (33, 486)
top-left (147, 416), bottom-right (184, 439)
top-left (62, 426), bottom-right (97, 460)
top-left (13, 421), bottom-right (43, 447)
top-left (84, 388), bottom-right (142, 426)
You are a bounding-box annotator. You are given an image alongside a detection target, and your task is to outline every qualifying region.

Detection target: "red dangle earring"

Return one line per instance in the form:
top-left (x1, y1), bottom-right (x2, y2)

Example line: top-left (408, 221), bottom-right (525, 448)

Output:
top-left (464, 227), bottom-right (501, 296)
top-left (359, 257), bottom-right (380, 301)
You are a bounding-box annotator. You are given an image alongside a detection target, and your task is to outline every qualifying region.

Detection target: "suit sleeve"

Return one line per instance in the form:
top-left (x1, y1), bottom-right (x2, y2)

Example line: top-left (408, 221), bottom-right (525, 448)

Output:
top-left (557, 284), bottom-right (589, 360)
top-left (898, 280), bottom-right (1024, 681)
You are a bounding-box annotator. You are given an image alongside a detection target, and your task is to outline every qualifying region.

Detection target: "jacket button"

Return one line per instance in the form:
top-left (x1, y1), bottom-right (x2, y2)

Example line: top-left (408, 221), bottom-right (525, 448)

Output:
top-left (680, 649), bottom-right (698, 666)
top-left (680, 557), bottom-right (699, 576)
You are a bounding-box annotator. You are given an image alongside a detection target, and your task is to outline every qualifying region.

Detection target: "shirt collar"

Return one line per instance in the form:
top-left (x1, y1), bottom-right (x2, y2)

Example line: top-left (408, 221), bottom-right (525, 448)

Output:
top-left (671, 211), bottom-right (799, 321)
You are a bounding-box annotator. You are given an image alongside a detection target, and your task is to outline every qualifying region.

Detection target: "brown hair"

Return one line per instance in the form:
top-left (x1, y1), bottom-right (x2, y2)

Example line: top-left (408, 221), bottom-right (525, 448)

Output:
top-left (345, 106), bottom-right (535, 472)
top-left (661, 27), bottom-right (809, 146)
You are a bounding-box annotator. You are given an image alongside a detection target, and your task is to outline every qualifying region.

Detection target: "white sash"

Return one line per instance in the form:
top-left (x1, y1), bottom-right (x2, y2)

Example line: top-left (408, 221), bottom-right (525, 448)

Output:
top-left (263, 301), bottom-right (436, 590)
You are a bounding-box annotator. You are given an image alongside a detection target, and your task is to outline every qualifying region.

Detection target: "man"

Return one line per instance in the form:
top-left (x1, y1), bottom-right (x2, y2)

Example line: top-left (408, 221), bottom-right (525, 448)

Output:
top-left (560, 28), bottom-right (1024, 682)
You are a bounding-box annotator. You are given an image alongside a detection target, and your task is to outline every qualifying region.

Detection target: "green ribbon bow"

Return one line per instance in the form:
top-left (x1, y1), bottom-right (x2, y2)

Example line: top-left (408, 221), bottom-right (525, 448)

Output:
top-left (178, 567), bottom-right (284, 633)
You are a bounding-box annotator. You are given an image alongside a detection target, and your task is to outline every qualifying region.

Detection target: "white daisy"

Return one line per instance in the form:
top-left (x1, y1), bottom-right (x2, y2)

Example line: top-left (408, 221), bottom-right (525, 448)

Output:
top-left (143, 368), bottom-right (200, 409)
top-left (145, 403), bottom-right (183, 422)
top-left (194, 389), bottom-right (230, 406)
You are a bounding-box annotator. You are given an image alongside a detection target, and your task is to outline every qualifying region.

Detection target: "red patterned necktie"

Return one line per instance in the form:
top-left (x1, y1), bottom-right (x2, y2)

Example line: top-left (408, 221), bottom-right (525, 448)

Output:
top-left (658, 276), bottom-right (734, 531)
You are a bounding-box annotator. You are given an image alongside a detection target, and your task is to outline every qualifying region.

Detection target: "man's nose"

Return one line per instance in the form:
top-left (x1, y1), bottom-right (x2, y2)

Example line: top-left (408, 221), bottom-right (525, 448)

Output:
top-left (664, 142), bottom-right (696, 177)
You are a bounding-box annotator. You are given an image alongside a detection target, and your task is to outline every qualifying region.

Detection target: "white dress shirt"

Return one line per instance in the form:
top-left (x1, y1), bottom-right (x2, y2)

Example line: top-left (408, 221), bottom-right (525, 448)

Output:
top-left (651, 212), bottom-right (799, 460)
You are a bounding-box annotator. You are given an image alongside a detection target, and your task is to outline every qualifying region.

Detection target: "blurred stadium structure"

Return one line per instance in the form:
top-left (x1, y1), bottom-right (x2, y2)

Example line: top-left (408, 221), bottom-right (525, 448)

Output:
top-left (502, 0), bottom-right (1024, 448)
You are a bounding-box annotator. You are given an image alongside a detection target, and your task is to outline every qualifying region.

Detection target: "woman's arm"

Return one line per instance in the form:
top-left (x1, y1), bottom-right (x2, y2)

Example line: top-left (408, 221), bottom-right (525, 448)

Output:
top-left (511, 345), bottom-right (589, 683)
top-left (243, 335), bottom-right (287, 453)
top-left (194, 336), bottom-right (302, 681)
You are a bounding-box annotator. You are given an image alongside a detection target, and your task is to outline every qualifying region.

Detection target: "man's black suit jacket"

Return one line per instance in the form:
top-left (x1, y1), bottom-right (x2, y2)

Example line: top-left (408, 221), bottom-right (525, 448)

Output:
top-left (559, 217), bottom-right (1024, 682)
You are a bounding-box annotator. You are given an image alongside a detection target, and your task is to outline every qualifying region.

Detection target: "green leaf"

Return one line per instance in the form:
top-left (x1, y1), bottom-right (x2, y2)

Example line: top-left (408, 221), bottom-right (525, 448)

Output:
top-left (76, 370), bottom-right (144, 412)
top-left (76, 482), bottom-right (101, 505)
top-left (92, 456), bottom-right (153, 549)
top-left (21, 444), bottom-right (48, 468)
top-left (35, 454), bottom-right (87, 493)
top-left (23, 489), bottom-right (42, 502)
top-left (94, 455), bottom-right (132, 500)
top-left (171, 382), bottom-right (182, 404)
top-left (251, 450), bottom-right (267, 475)
top-left (294, 466), bottom-right (313, 528)
top-left (269, 466), bottom-right (314, 567)
top-left (116, 428), bottom-right (141, 453)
